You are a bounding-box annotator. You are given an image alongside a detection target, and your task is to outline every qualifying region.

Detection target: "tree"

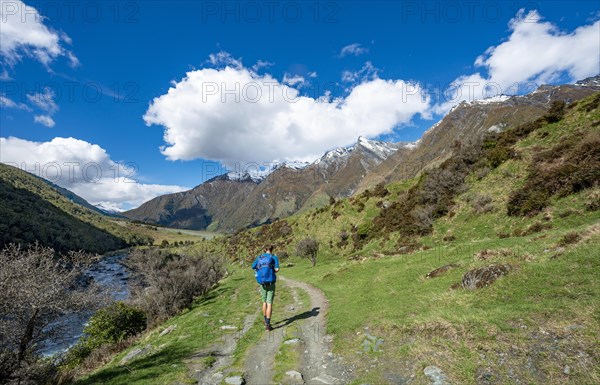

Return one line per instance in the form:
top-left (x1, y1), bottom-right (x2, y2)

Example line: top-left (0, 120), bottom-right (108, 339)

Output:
top-left (296, 238), bottom-right (319, 267)
top-left (0, 243), bottom-right (104, 385)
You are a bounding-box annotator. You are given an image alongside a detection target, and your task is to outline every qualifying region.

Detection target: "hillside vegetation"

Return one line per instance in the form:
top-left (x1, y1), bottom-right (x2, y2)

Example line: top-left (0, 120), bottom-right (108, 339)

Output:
top-left (0, 164), bottom-right (129, 253)
top-left (72, 93), bottom-right (599, 384)
top-left (0, 163), bottom-right (219, 254)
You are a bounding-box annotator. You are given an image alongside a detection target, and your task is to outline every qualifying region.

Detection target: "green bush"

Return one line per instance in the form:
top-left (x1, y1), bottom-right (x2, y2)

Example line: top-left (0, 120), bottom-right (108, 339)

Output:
top-left (83, 302), bottom-right (147, 350)
top-left (61, 302), bottom-right (146, 368)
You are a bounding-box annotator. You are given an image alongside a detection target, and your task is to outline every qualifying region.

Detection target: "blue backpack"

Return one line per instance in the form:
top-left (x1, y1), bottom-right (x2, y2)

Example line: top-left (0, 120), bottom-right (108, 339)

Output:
top-left (255, 253), bottom-right (276, 284)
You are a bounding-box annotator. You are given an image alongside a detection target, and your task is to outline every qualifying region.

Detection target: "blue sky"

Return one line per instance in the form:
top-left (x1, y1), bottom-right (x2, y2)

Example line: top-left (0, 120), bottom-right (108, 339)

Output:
top-left (1, 0), bottom-right (599, 210)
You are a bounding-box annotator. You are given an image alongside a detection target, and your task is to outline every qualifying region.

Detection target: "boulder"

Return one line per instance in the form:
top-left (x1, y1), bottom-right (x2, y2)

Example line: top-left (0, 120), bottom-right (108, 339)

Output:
top-left (461, 264), bottom-right (511, 289)
top-left (424, 365), bottom-right (449, 385)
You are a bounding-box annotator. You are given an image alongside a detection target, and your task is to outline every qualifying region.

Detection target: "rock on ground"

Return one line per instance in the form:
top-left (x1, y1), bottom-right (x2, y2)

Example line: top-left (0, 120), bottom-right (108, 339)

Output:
top-left (224, 375), bottom-right (245, 385)
top-left (461, 264), bottom-right (511, 289)
top-left (159, 324), bottom-right (177, 337)
top-left (424, 365), bottom-right (449, 385)
top-left (120, 345), bottom-right (152, 364)
top-left (286, 370), bottom-right (304, 383)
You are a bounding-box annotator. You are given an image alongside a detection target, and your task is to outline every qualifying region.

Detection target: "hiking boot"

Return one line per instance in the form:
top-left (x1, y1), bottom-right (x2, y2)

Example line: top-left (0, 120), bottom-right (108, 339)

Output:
top-left (265, 324), bottom-right (273, 331)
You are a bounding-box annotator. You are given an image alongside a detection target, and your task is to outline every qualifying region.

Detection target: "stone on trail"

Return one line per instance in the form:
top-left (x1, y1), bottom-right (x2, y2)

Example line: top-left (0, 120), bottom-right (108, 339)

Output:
top-left (224, 375), bottom-right (245, 385)
top-left (284, 338), bottom-right (301, 345)
top-left (220, 325), bottom-right (238, 330)
top-left (310, 374), bottom-right (342, 384)
top-left (424, 365), bottom-right (449, 385)
top-left (285, 370), bottom-right (304, 383)
top-left (211, 371), bottom-right (224, 380)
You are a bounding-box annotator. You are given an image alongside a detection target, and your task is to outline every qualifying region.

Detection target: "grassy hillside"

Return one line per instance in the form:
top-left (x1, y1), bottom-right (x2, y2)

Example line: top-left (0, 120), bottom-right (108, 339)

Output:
top-left (0, 164), bottom-right (130, 253)
top-left (76, 93), bottom-right (599, 384)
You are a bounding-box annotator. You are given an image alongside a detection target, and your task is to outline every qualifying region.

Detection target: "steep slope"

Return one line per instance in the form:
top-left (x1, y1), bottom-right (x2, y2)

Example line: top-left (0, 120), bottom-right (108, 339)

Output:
top-left (220, 92), bottom-right (600, 384)
top-left (358, 77), bottom-right (600, 190)
top-left (0, 163), bottom-right (129, 253)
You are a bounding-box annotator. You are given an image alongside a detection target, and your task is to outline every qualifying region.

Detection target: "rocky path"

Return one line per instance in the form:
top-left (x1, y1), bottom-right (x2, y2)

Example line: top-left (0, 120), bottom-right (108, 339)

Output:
top-left (193, 276), bottom-right (351, 385)
top-left (278, 276), bottom-right (350, 385)
top-left (194, 313), bottom-right (257, 385)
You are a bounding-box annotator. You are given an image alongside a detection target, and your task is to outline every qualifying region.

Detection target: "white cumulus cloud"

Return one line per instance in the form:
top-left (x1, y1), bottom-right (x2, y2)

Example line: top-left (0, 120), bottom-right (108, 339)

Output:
top-left (143, 58), bottom-right (431, 166)
top-left (0, 136), bottom-right (187, 210)
top-left (434, 9), bottom-right (600, 114)
top-left (0, 0), bottom-right (78, 71)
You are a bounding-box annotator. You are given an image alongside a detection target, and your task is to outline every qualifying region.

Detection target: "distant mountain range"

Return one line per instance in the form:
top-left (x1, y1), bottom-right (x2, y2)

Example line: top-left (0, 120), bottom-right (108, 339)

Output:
top-left (123, 136), bottom-right (413, 231)
top-left (123, 76), bottom-right (600, 231)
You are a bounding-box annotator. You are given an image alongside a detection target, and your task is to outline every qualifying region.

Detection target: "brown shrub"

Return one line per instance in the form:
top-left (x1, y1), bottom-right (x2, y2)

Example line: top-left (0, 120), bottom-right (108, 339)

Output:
top-left (522, 221), bottom-right (552, 236)
top-left (508, 131), bottom-right (600, 216)
top-left (125, 248), bottom-right (224, 324)
top-left (461, 264), bottom-right (512, 289)
top-left (558, 232), bottom-right (582, 246)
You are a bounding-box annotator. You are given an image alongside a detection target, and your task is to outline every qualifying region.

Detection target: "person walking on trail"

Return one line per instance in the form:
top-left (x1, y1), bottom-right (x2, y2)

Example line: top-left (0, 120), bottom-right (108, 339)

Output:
top-left (252, 245), bottom-right (280, 331)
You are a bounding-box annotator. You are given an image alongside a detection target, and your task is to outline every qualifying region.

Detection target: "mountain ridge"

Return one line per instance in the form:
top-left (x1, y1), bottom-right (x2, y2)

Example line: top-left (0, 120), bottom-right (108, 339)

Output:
top-left (124, 77), bottom-right (600, 231)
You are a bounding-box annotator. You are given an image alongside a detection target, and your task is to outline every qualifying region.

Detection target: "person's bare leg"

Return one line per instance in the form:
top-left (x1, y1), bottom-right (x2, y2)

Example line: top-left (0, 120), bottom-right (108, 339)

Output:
top-left (262, 302), bottom-right (267, 316)
top-left (266, 303), bottom-right (272, 319)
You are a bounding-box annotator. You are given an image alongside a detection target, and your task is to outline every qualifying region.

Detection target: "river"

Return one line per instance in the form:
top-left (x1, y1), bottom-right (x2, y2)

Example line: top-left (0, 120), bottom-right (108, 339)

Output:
top-left (41, 253), bottom-right (131, 357)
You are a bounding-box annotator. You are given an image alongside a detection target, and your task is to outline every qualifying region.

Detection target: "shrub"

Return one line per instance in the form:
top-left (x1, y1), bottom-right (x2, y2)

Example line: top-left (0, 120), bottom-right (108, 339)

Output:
top-left (585, 190), bottom-right (600, 212)
top-left (471, 194), bottom-right (494, 214)
top-left (0, 244), bottom-right (103, 384)
top-left (126, 249), bottom-right (224, 324)
top-left (544, 100), bottom-right (566, 123)
top-left (507, 131), bottom-right (600, 216)
top-left (558, 232), bottom-right (582, 246)
top-left (83, 302), bottom-right (147, 350)
top-left (443, 234), bottom-right (456, 242)
top-left (356, 201), bottom-right (365, 212)
top-left (296, 238), bottom-right (319, 267)
top-left (371, 182), bottom-right (390, 198)
top-left (522, 221), bottom-right (552, 236)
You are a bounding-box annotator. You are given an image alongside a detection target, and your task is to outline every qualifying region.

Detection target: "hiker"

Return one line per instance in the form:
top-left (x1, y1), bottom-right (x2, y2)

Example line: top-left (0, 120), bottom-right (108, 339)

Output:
top-left (252, 245), bottom-right (280, 331)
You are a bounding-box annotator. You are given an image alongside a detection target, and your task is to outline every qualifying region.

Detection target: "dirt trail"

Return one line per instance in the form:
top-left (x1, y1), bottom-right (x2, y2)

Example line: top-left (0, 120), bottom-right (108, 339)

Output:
top-left (279, 276), bottom-right (350, 385)
top-left (193, 276), bottom-right (351, 385)
top-left (194, 313), bottom-right (256, 385)
top-left (243, 277), bottom-right (305, 384)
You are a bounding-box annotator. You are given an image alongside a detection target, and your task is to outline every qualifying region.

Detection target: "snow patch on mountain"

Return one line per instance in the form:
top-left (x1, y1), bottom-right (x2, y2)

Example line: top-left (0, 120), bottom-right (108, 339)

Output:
top-left (470, 95), bottom-right (511, 105)
top-left (94, 201), bottom-right (125, 214)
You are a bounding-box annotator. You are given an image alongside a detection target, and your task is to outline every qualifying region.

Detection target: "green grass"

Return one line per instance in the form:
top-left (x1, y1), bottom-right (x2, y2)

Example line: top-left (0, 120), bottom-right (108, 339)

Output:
top-left (74, 266), bottom-right (261, 385)
top-left (282, 220), bottom-right (599, 383)
top-left (273, 340), bottom-right (301, 384)
top-left (80, 93), bottom-right (600, 384)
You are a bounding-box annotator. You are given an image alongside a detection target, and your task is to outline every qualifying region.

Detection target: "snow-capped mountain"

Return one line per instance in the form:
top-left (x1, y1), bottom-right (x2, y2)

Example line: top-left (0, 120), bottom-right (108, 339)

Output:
top-left (125, 136), bottom-right (404, 231)
top-left (314, 136), bottom-right (406, 170)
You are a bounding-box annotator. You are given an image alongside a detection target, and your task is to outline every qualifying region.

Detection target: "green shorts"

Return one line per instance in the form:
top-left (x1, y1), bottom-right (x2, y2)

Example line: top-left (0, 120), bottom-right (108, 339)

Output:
top-left (260, 282), bottom-right (276, 304)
